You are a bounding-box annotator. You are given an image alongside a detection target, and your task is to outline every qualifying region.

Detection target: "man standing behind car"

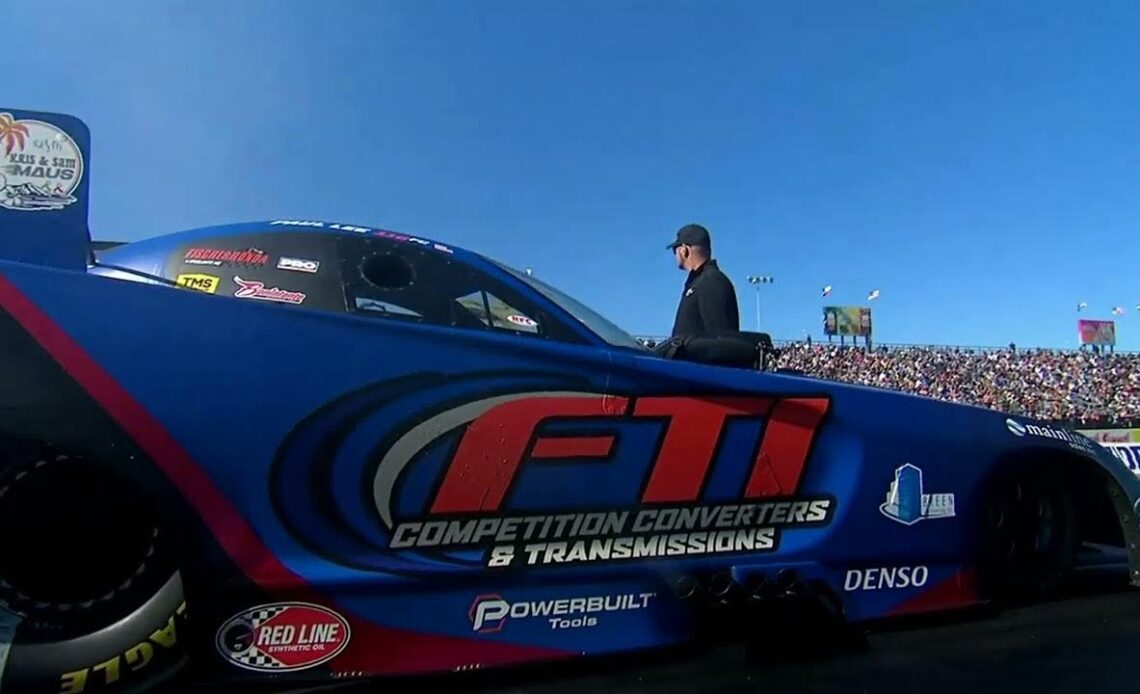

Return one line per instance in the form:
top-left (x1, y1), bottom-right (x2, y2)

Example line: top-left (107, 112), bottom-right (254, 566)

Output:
top-left (667, 223), bottom-right (740, 338)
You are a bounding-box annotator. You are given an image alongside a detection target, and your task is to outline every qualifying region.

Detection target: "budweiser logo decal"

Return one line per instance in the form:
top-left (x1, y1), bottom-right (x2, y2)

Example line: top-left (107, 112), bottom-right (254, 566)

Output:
top-left (233, 276), bottom-right (307, 305)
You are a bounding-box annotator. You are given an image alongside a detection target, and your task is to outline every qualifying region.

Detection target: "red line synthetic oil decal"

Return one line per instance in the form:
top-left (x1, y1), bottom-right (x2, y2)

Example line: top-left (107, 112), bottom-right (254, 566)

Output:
top-left (216, 603), bottom-right (350, 673)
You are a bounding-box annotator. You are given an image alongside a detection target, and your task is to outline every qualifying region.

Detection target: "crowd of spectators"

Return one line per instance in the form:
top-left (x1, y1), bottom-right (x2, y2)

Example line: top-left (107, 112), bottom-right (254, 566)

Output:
top-left (772, 342), bottom-right (1140, 427)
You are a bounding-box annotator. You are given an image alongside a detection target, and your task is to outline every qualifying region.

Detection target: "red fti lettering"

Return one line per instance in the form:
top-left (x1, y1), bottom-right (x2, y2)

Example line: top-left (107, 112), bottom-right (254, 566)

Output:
top-left (635, 396), bottom-right (773, 503)
top-left (430, 395), bottom-right (631, 514)
top-left (744, 397), bottom-right (831, 498)
top-left (530, 435), bottom-right (615, 459)
top-left (428, 393), bottom-right (830, 514)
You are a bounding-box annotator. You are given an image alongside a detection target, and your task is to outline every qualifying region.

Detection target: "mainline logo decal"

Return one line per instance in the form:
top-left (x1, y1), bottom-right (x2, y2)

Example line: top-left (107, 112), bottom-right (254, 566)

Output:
top-left (369, 390), bottom-right (834, 569)
top-left (1005, 418), bottom-right (1098, 454)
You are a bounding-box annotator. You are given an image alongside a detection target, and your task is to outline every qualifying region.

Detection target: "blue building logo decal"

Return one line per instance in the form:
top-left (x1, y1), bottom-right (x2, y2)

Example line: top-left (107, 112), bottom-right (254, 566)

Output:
top-left (880, 463), bottom-right (955, 525)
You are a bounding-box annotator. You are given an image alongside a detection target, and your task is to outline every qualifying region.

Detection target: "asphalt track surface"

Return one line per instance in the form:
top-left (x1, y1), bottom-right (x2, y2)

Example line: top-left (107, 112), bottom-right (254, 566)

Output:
top-left (267, 570), bottom-right (1139, 694)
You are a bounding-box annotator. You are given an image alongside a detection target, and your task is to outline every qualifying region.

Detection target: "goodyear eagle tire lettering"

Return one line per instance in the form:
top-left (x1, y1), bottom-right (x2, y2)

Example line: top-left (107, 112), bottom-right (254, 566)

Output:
top-left (0, 451), bottom-right (189, 693)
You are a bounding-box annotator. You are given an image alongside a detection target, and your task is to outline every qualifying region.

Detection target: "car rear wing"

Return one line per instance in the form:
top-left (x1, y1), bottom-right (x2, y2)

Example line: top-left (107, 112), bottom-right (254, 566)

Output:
top-left (0, 107), bottom-right (93, 271)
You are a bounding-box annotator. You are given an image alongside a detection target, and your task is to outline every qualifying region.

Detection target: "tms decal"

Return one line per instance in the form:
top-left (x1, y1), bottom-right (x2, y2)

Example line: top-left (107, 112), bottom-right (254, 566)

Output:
top-left (183, 247), bottom-right (269, 267)
top-left (176, 273), bottom-right (220, 294)
top-left (880, 464), bottom-right (955, 526)
top-left (844, 566), bottom-right (929, 591)
top-left (215, 603), bottom-right (350, 673)
top-left (270, 374), bottom-right (835, 575)
top-left (470, 592), bottom-right (656, 633)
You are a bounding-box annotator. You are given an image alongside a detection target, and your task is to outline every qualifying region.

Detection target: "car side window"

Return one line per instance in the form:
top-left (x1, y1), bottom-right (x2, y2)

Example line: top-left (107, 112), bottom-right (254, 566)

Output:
top-left (455, 290), bottom-right (540, 335)
top-left (340, 236), bottom-right (582, 343)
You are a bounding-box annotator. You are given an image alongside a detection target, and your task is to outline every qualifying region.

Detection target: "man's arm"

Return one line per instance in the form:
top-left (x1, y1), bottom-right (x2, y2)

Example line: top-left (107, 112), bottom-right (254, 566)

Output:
top-left (696, 276), bottom-right (740, 332)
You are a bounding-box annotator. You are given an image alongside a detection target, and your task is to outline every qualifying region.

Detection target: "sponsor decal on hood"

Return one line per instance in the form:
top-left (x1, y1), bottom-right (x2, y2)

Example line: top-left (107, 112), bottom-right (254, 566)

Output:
top-left (233, 276), bottom-right (307, 305)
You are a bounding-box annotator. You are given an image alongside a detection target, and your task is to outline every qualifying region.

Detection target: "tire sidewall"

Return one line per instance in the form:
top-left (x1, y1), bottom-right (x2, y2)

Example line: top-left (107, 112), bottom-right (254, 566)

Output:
top-left (1, 573), bottom-right (187, 693)
top-left (0, 448), bottom-right (189, 693)
top-left (979, 466), bottom-right (1079, 603)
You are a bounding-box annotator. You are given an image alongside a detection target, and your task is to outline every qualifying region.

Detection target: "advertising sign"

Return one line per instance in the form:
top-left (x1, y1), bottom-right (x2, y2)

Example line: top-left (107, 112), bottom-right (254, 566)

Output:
top-left (823, 306), bottom-right (872, 337)
top-left (1078, 319), bottom-right (1116, 346)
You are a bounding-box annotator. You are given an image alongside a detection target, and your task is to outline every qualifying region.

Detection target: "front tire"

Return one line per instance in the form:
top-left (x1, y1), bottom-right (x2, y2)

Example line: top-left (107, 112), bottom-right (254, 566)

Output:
top-left (978, 465), bottom-right (1079, 604)
top-left (0, 449), bottom-right (189, 693)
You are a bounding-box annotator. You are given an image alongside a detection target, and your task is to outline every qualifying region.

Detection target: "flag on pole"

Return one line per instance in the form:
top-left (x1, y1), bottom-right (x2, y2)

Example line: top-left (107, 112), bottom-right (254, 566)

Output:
top-left (1076, 302), bottom-right (1087, 312)
top-left (822, 285), bottom-right (832, 298)
top-left (867, 289), bottom-right (880, 301)
top-left (1112, 306), bottom-right (1125, 315)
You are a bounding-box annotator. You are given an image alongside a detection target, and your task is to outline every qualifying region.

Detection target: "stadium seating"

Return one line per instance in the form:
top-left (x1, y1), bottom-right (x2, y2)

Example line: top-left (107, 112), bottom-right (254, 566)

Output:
top-left (773, 342), bottom-right (1140, 427)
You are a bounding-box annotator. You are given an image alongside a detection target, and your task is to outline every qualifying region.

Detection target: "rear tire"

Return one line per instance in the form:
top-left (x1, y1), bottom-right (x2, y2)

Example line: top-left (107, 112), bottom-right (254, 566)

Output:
top-left (0, 448), bottom-right (189, 693)
top-left (978, 465), bottom-right (1079, 604)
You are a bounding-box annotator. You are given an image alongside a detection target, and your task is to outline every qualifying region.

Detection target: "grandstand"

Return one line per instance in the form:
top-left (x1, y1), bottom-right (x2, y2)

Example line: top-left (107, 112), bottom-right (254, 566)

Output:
top-left (636, 336), bottom-right (1140, 429)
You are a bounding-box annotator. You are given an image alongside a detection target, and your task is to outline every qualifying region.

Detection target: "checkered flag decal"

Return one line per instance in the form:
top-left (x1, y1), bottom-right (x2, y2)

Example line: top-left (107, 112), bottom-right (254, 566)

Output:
top-left (249, 606), bottom-right (289, 623)
top-left (228, 606), bottom-right (290, 669)
top-left (231, 649), bottom-right (288, 670)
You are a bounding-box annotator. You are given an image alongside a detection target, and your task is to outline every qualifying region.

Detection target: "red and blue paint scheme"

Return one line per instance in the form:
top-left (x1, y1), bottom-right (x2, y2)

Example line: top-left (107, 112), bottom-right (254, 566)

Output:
top-left (0, 108), bottom-right (1137, 690)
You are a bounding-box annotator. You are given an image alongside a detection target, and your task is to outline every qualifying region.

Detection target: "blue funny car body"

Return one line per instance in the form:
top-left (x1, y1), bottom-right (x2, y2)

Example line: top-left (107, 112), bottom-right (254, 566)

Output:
top-left (0, 108), bottom-right (1137, 693)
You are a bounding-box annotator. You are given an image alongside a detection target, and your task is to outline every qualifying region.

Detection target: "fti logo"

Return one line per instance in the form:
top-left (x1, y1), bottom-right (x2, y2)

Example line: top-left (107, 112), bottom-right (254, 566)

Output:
top-left (373, 391), bottom-right (834, 568)
top-left (879, 463), bottom-right (955, 526)
top-left (270, 376), bottom-right (839, 574)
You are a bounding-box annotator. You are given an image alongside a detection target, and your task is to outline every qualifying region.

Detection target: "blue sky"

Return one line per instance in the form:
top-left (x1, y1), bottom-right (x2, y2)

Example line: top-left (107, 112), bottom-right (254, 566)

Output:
top-left (8, 1), bottom-right (1140, 348)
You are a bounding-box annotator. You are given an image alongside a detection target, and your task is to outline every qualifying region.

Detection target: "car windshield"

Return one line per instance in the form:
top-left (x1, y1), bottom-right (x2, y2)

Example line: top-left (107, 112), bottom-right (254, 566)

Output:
top-left (493, 261), bottom-right (648, 351)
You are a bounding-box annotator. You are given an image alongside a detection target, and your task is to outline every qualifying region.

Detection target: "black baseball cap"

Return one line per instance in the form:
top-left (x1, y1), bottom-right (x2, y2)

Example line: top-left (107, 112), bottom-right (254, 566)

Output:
top-left (667, 223), bottom-right (711, 250)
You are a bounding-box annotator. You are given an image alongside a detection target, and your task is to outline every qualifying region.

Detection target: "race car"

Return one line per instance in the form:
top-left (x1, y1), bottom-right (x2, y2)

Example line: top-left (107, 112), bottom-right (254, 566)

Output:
top-left (0, 106), bottom-right (1137, 693)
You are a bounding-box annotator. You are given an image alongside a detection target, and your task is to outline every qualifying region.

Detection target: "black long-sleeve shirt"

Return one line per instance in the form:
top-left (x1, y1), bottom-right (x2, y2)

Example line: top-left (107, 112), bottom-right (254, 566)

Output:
top-left (670, 259), bottom-right (740, 338)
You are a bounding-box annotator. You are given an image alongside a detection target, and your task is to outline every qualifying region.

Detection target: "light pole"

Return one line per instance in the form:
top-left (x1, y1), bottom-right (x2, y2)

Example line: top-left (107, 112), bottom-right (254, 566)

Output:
top-left (746, 275), bottom-right (774, 331)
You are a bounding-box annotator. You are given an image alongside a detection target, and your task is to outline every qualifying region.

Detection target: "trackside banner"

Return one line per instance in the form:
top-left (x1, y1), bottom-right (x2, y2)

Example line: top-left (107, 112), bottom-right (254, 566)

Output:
top-left (1077, 428), bottom-right (1140, 476)
top-left (1077, 428), bottom-right (1140, 444)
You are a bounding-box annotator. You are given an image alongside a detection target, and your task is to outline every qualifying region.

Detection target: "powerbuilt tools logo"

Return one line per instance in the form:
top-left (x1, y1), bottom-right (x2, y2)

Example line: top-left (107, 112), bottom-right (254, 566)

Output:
top-left (469, 592), bottom-right (656, 633)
